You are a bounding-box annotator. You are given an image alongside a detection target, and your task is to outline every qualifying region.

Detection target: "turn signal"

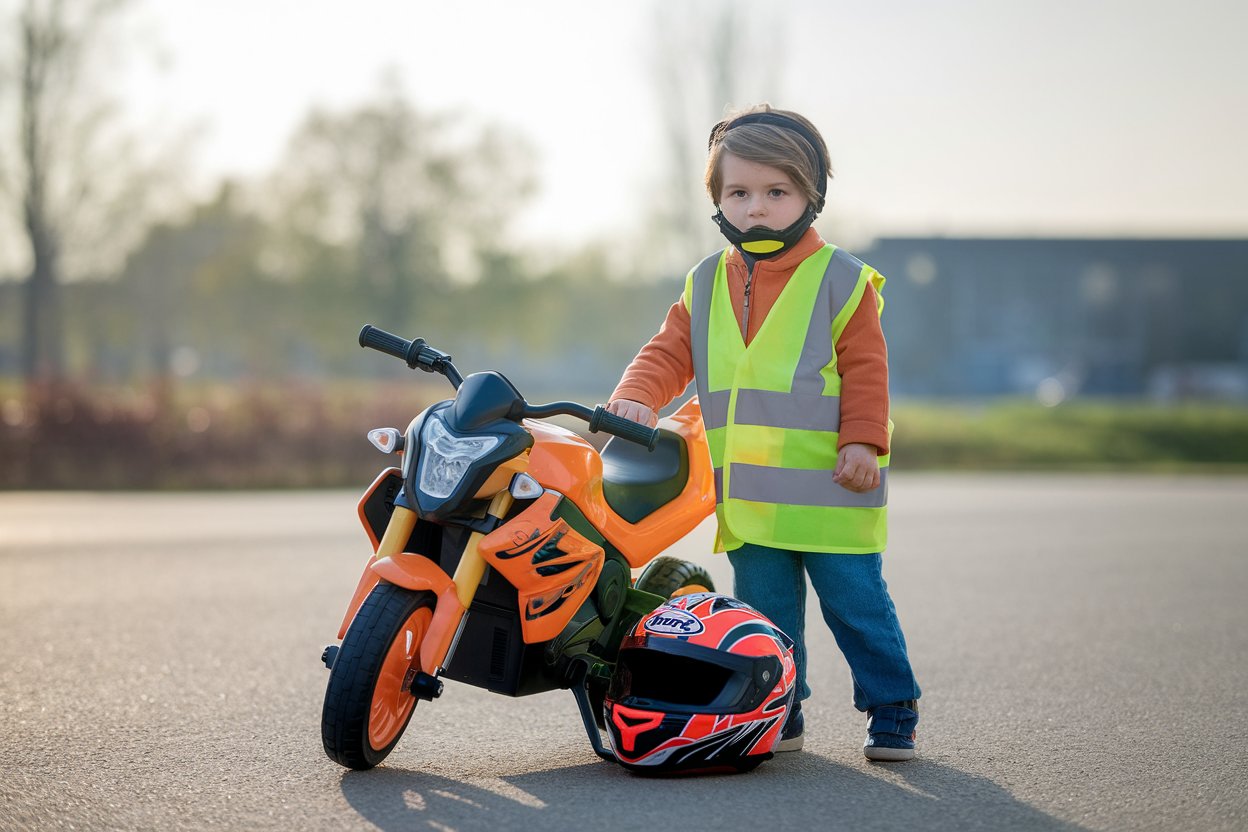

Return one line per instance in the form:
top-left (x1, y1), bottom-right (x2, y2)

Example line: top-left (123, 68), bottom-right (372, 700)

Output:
top-left (367, 427), bottom-right (404, 454)
top-left (509, 472), bottom-right (544, 499)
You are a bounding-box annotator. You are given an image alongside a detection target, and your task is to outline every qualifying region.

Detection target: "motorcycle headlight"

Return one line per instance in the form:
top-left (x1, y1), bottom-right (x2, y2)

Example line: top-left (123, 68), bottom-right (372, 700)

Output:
top-left (417, 417), bottom-right (501, 499)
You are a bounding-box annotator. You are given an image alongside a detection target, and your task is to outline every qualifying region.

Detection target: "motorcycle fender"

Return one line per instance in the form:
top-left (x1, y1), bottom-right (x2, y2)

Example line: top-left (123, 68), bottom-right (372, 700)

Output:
top-left (336, 552), bottom-right (458, 641)
top-left (370, 551), bottom-right (455, 595)
top-left (371, 553), bottom-right (466, 676)
top-left (337, 564), bottom-right (383, 640)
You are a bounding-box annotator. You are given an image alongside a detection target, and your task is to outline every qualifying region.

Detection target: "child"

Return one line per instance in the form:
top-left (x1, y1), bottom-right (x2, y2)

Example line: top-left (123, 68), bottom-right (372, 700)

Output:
top-left (607, 105), bottom-right (922, 761)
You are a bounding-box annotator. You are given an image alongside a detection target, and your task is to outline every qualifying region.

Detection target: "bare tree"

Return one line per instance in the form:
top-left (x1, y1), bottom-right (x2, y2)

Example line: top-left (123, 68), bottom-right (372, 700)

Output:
top-left (641, 0), bottom-right (786, 276)
top-left (5, 0), bottom-right (151, 384)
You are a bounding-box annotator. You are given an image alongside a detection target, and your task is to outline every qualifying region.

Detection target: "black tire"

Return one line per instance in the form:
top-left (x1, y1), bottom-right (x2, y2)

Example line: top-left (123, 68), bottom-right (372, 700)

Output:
top-left (322, 583), bottom-right (436, 770)
top-left (634, 556), bottom-right (715, 599)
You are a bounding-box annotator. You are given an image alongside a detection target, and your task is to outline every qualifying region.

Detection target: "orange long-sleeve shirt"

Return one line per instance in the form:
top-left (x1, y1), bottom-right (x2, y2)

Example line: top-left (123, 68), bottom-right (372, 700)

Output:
top-left (610, 228), bottom-right (891, 454)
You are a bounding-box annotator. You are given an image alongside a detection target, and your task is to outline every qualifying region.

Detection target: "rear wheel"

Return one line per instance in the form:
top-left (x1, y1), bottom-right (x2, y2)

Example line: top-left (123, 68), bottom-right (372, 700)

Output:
top-left (634, 556), bottom-right (715, 599)
top-left (322, 583), bottom-right (435, 769)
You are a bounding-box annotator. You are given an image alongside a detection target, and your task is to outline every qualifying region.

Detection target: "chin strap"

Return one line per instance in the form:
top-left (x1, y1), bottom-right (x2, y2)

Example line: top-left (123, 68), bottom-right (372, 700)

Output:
top-left (712, 204), bottom-right (817, 259)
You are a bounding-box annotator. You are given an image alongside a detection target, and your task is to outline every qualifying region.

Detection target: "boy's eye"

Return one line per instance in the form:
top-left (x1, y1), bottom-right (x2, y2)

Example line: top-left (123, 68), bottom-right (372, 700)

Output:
top-left (769, 188), bottom-right (787, 198)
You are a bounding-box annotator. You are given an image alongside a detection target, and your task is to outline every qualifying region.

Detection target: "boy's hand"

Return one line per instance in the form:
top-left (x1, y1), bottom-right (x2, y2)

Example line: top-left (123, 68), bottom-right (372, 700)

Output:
top-left (833, 443), bottom-right (881, 493)
top-left (606, 399), bottom-right (658, 428)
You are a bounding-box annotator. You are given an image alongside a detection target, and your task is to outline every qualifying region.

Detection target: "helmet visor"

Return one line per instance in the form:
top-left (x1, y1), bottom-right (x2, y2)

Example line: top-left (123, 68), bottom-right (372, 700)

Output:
top-left (608, 636), bottom-right (784, 715)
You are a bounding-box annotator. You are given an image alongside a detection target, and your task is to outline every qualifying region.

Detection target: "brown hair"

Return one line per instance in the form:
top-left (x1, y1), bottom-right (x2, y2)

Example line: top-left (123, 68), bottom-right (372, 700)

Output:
top-left (705, 104), bottom-right (832, 210)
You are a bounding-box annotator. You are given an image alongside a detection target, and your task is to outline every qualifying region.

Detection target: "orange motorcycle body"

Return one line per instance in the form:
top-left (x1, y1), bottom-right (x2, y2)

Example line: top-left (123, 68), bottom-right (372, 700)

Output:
top-left (523, 396), bottom-right (716, 568)
top-left (340, 396), bottom-right (715, 686)
top-left (476, 491), bottom-right (605, 644)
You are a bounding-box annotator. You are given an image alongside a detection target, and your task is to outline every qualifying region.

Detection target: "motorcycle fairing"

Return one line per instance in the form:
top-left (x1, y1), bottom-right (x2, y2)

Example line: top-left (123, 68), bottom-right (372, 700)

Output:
top-left (479, 491), bottom-right (605, 644)
top-left (356, 467), bottom-right (404, 552)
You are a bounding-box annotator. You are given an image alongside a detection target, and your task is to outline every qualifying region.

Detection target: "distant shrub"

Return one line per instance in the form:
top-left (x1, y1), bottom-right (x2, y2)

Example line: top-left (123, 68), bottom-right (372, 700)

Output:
top-left (892, 400), bottom-right (1248, 471)
top-left (3, 385), bottom-right (1247, 490)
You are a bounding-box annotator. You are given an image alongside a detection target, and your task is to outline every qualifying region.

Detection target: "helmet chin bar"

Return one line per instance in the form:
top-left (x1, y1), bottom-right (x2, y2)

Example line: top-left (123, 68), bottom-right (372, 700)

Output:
top-left (712, 204), bottom-right (817, 259)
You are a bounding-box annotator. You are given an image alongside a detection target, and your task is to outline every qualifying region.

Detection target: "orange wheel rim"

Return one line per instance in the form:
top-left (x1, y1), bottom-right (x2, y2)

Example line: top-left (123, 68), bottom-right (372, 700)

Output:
top-left (671, 584), bottom-right (710, 598)
top-left (369, 606), bottom-right (433, 751)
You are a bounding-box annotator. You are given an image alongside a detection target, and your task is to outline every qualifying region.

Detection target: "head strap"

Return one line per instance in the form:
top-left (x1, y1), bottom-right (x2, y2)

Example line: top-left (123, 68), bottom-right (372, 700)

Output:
top-left (707, 112), bottom-right (827, 211)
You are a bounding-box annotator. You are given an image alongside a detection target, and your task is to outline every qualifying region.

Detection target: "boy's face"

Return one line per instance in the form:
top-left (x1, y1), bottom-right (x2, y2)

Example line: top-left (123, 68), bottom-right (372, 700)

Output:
top-left (716, 152), bottom-right (809, 233)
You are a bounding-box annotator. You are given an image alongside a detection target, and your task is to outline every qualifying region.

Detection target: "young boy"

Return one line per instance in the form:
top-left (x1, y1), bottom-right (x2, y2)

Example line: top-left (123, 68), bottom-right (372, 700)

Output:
top-left (607, 105), bottom-right (922, 761)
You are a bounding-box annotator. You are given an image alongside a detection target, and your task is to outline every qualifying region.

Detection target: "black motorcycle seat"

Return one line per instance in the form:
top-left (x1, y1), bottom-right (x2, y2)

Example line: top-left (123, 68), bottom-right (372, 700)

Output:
top-left (600, 429), bottom-right (689, 524)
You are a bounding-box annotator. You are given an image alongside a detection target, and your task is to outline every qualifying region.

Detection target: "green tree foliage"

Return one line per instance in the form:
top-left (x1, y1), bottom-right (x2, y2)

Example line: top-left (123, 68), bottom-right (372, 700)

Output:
top-left (43, 82), bottom-right (555, 386)
top-left (261, 78), bottom-right (536, 348)
top-left (111, 183), bottom-right (271, 379)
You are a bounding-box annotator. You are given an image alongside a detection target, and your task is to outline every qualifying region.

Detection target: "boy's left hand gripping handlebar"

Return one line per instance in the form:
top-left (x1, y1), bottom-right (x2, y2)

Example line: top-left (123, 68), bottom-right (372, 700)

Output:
top-left (589, 406), bottom-right (660, 451)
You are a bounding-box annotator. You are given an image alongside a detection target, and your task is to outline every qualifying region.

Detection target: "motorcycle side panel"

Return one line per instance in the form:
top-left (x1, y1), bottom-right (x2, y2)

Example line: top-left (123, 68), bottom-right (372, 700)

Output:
top-left (439, 600), bottom-right (563, 697)
top-left (478, 491), bottom-right (605, 644)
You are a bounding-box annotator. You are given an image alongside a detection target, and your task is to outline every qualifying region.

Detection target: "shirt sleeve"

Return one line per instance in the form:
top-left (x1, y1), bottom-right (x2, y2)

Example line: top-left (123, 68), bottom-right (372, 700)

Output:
top-left (835, 281), bottom-right (891, 455)
top-left (609, 299), bottom-right (695, 412)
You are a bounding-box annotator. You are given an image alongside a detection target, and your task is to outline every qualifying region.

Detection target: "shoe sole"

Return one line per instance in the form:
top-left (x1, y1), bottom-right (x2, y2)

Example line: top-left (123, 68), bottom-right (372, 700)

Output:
top-left (776, 735), bottom-right (804, 752)
top-left (864, 745), bottom-right (914, 761)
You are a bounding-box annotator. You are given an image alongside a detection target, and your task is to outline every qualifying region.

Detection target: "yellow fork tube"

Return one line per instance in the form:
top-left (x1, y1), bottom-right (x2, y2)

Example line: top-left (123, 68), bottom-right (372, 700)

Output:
top-left (375, 505), bottom-right (418, 558)
top-left (453, 491), bottom-right (514, 609)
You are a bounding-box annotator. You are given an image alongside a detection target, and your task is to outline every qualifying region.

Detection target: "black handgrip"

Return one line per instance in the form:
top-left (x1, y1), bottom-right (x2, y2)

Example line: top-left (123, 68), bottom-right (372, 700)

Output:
top-left (358, 325), bottom-right (463, 388)
top-left (359, 325), bottom-right (423, 367)
top-left (588, 406), bottom-right (660, 451)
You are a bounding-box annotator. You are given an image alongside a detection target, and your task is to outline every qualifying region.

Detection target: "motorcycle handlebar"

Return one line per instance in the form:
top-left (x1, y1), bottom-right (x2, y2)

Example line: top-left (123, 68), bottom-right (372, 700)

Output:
top-left (588, 406), bottom-right (660, 451)
top-left (359, 325), bottom-right (659, 451)
top-left (359, 325), bottom-right (463, 387)
top-left (521, 402), bottom-right (659, 451)
top-left (358, 325), bottom-right (413, 361)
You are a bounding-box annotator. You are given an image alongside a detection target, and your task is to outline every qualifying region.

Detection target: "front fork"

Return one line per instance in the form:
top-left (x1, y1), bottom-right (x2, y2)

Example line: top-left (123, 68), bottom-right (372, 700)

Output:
top-left (336, 491), bottom-right (514, 680)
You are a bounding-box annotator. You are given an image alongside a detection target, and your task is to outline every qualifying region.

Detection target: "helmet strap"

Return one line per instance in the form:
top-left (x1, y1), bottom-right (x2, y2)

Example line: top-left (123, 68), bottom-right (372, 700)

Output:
top-left (712, 204), bottom-right (817, 259)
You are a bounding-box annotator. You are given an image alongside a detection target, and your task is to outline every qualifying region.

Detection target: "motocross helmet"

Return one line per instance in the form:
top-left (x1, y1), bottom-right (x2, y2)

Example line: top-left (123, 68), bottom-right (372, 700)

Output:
top-left (604, 592), bottom-right (796, 775)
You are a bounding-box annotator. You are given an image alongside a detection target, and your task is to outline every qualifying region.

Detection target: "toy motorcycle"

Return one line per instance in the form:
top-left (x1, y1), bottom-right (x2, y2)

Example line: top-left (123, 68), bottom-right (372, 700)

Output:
top-left (321, 325), bottom-right (718, 770)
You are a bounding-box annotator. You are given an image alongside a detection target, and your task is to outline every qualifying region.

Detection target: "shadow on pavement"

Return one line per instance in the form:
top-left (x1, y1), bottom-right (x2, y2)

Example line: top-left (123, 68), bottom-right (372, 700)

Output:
top-left (341, 753), bottom-right (1089, 832)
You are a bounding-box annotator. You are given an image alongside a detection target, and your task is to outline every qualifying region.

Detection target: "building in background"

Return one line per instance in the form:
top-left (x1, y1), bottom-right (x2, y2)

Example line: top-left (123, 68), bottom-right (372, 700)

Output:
top-left (862, 238), bottom-right (1248, 402)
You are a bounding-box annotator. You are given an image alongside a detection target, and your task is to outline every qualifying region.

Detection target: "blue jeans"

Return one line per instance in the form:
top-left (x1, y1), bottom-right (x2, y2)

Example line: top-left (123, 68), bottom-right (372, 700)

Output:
top-left (727, 542), bottom-right (921, 712)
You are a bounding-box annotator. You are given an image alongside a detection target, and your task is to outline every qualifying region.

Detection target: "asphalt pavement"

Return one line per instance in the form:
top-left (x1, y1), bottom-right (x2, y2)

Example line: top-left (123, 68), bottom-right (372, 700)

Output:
top-left (1, 474), bottom-right (1246, 831)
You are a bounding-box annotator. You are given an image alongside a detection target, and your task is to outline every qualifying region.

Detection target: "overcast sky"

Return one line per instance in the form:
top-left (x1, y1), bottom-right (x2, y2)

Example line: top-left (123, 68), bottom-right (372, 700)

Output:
top-left (121, 0), bottom-right (1248, 247)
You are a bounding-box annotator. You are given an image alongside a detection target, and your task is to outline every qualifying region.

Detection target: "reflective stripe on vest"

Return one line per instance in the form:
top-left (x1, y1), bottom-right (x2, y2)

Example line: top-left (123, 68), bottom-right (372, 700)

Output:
top-left (684, 244), bottom-right (890, 554)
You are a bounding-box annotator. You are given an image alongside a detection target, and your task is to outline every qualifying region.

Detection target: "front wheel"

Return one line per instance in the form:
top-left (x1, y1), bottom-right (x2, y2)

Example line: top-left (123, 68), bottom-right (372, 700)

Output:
top-left (634, 556), bottom-right (715, 599)
top-left (322, 583), bottom-right (436, 769)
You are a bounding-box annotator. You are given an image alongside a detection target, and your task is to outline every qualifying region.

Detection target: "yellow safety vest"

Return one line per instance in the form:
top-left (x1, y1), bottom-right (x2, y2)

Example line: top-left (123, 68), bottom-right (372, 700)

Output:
top-left (683, 244), bottom-right (891, 554)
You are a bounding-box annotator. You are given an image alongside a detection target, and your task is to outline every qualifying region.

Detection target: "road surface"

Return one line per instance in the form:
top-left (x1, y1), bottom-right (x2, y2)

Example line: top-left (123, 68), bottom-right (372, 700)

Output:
top-left (1, 474), bottom-right (1246, 831)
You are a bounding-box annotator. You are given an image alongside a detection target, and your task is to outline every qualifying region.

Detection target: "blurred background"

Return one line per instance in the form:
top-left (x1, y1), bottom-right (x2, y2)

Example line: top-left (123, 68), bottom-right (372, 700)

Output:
top-left (1, 0), bottom-right (1246, 488)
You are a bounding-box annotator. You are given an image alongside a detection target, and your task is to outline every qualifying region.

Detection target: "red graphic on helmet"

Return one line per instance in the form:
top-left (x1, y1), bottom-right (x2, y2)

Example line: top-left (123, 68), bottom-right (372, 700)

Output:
top-left (604, 592), bottom-right (796, 775)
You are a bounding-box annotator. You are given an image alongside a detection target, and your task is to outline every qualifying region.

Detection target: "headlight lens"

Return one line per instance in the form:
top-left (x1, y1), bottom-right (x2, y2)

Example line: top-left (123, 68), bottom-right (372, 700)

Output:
top-left (417, 417), bottom-right (500, 499)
